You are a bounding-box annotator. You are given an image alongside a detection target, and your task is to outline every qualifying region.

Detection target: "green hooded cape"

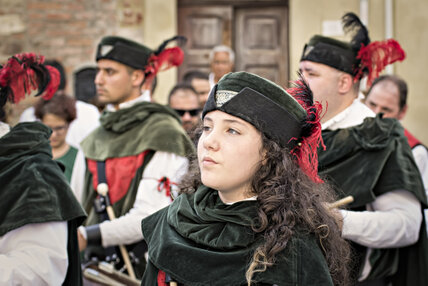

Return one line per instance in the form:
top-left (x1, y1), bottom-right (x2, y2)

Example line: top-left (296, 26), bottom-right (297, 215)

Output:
top-left (81, 102), bottom-right (194, 160)
top-left (141, 186), bottom-right (333, 286)
top-left (319, 116), bottom-right (428, 285)
top-left (0, 122), bottom-right (87, 286)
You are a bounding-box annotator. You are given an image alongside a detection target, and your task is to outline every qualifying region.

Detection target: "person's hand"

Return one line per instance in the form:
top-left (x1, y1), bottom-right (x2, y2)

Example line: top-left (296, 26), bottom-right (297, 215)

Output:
top-left (77, 228), bottom-right (87, 251)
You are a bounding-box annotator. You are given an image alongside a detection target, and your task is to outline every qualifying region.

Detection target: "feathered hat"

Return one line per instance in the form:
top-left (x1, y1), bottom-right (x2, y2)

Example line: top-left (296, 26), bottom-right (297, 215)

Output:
top-left (96, 35), bottom-right (186, 84)
top-left (202, 71), bottom-right (324, 183)
top-left (0, 53), bottom-right (60, 108)
top-left (300, 12), bottom-right (406, 86)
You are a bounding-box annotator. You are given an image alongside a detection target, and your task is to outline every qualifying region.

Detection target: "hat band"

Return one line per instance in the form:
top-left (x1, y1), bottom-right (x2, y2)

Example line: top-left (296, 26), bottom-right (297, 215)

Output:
top-left (301, 42), bottom-right (355, 75)
top-left (96, 42), bottom-right (151, 70)
top-left (203, 86), bottom-right (302, 148)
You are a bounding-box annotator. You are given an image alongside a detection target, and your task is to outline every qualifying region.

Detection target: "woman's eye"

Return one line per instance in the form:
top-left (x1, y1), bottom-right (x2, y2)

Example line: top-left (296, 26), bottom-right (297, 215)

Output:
top-left (228, 128), bottom-right (239, 135)
top-left (202, 125), bottom-right (211, 132)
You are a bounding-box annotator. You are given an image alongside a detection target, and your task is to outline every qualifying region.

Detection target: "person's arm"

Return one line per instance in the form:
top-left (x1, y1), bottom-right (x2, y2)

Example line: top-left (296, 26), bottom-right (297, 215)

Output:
top-left (412, 145), bottom-right (428, 196)
top-left (341, 189), bottom-right (422, 248)
top-left (96, 151), bottom-right (188, 247)
top-left (0, 221), bottom-right (68, 285)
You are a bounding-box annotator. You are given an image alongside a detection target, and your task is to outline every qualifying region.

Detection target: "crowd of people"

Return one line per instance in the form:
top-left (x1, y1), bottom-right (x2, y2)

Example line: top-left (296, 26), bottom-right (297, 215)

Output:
top-left (0, 11), bottom-right (427, 286)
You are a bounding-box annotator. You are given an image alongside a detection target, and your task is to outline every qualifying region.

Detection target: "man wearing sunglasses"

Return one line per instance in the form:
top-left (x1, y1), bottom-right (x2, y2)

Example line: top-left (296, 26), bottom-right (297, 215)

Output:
top-left (168, 83), bottom-right (201, 138)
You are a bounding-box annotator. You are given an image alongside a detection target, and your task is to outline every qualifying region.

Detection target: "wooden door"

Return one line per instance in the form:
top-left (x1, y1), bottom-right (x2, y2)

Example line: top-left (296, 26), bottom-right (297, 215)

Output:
top-left (178, 1), bottom-right (289, 87)
top-left (235, 7), bottom-right (289, 86)
top-left (177, 6), bottom-right (233, 79)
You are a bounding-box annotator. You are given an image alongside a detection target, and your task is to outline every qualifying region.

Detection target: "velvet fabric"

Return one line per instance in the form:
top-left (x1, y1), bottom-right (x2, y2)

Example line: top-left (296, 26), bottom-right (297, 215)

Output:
top-left (81, 102), bottom-right (194, 160)
top-left (141, 186), bottom-right (334, 286)
top-left (202, 72), bottom-right (306, 148)
top-left (318, 115), bottom-right (428, 285)
top-left (0, 122), bottom-right (87, 285)
top-left (300, 35), bottom-right (356, 75)
top-left (96, 36), bottom-right (153, 70)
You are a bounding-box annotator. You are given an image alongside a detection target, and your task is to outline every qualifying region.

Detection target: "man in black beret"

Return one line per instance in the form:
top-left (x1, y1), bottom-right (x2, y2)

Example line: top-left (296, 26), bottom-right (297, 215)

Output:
top-left (78, 36), bottom-right (194, 278)
top-left (300, 12), bottom-right (428, 285)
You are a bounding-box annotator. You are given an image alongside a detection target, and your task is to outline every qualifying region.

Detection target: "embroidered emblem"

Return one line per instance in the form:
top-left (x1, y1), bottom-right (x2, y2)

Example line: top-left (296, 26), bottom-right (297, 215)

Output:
top-left (215, 90), bottom-right (238, 107)
top-left (100, 45), bottom-right (114, 56)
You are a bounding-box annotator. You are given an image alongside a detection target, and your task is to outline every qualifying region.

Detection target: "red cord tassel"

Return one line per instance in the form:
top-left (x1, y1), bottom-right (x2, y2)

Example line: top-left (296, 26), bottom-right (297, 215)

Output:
top-left (144, 47), bottom-right (184, 83)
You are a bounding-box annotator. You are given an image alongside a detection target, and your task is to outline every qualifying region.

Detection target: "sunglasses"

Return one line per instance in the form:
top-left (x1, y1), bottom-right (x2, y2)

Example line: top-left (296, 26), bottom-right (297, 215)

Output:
top-left (173, 108), bottom-right (200, 117)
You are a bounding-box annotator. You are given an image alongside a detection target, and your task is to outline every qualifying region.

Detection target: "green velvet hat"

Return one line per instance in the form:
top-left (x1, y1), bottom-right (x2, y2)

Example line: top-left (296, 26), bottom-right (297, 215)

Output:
top-left (202, 71), bottom-right (307, 147)
top-left (96, 36), bottom-right (153, 70)
top-left (300, 35), bottom-right (356, 75)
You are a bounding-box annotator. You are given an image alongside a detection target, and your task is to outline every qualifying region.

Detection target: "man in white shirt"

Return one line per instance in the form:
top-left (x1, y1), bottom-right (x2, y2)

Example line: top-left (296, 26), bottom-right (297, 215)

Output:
top-left (0, 54), bottom-right (86, 285)
top-left (78, 36), bottom-right (194, 278)
top-left (300, 12), bottom-right (427, 286)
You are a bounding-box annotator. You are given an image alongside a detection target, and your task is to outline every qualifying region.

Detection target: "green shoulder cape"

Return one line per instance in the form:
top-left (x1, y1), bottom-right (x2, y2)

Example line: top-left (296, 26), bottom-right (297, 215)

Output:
top-left (319, 116), bottom-right (428, 285)
top-left (0, 122), bottom-right (87, 286)
top-left (81, 102), bottom-right (194, 160)
top-left (319, 115), bottom-right (426, 207)
top-left (141, 186), bottom-right (333, 286)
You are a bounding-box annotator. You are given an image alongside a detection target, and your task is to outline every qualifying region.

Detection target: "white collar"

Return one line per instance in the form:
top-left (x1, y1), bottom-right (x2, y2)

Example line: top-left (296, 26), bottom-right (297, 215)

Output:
top-left (224, 195), bottom-right (257, 205)
top-left (106, 90), bottom-right (151, 112)
top-left (0, 122), bottom-right (10, 138)
top-left (322, 99), bottom-right (375, 130)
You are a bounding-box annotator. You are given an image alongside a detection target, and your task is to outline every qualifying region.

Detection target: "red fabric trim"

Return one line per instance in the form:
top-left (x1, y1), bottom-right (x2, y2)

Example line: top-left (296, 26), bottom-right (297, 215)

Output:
top-left (157, 270), bottom-right (168, 286)
top-left (404, 129), bottom-right (421, 149)
top-left (87, 150), bottom-right (149, 204)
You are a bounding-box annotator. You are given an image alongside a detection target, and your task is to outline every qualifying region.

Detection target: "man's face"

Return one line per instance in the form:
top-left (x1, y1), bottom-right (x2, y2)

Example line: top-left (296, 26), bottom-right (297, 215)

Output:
top-left (169, 89), bottom-right (201, 133)
top-left (191, 78), bottom-right (211, 107)
top-left (299, 60), bottom-right (343, 123)
top-left (95, 59), bottom-right (136, 107)
top-left (211, 52), bottom-right (233, 81)
top-left (365, 81), bottom-right (404, 119)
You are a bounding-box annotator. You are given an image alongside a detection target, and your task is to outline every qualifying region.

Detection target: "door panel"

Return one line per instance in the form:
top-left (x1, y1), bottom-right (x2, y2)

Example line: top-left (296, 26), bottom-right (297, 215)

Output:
top-left (178, 6), bottom-right (233, 79)
top-left (235, 7), bottom-right (289, 86)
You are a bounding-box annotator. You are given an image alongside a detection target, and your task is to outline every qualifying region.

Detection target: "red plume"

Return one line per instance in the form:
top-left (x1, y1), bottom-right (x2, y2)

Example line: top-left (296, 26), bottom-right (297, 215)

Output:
top-left (287, 77), bottom-right (325, 183)
top-left (354, 39), bottom-right (406, 86)
top-left (0, 53), bottom-right (60, 104)
top-left (144, 47), bottom-right (184, 83)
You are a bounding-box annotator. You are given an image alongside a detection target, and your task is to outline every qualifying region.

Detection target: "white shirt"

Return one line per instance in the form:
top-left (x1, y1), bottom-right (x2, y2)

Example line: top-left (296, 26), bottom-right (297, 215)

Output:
top-left (0, 125), bottom-right (69, 285)
top-left (91, 92), bottom-right (189, 247)
top-left (208, 72), bottom-right (216, 89)
top-left (326, 99), bottom-right (422, 280)
top-left (19, 100), bottom-right (100, 149)
top-left (412, 145), bottom-right (428, 199)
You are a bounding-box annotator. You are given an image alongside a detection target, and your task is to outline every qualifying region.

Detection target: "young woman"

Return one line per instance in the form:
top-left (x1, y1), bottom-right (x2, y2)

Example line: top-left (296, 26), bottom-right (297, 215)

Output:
top-left (34, 93), bottom-right (85, 202)
top-left (141, 72), bottom-right (351, 286)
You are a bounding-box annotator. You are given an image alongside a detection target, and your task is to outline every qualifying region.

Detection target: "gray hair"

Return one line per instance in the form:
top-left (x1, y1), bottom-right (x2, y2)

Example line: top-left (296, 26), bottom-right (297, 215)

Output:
top-left (209, 45), bottom-right (235, 64)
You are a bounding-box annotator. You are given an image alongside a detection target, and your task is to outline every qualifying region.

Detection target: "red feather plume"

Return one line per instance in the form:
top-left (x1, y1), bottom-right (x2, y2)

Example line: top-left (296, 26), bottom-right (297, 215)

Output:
top-left (144, 47), bottom-right (184, 83)
top-left (0, 53), bottom-right (60, 104)
top-left (354, 39), bottom-right (406, 86)
top-left (287, 77), bottom-right (325, 183)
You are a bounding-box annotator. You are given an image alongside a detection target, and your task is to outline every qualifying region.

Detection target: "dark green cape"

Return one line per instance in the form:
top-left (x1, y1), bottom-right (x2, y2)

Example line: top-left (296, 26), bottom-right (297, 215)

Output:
top-left (319, 116), bottom-right (428, 285)
top-left (81, 102), bottom-right (194, 160)
top-left (141, 186), bottom-right (333, 286)
top-left (0, 122), bottom-right (87, 286)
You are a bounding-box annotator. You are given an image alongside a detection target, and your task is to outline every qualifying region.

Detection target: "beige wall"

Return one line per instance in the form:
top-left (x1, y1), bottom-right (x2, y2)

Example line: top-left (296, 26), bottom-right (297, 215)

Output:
top-left (290, 0), bottom-right (428, 144)
top-left (144, 0), bottom-right (177, 104)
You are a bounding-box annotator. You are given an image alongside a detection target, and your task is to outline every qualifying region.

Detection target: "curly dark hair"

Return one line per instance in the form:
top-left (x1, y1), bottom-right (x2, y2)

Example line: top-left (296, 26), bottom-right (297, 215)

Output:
top-left (180, 129), bottom-right (352, 286)
top-left (34, 93), bottom-right (76, 123)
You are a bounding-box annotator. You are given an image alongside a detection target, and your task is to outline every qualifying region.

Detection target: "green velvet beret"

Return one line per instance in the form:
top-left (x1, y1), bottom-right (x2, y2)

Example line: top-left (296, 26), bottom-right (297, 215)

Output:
top-left (96, 36), bottom-right (153, 70)
top-left (202, 72), bottom-right (306, 147)
top-left (300, 35), bottom-right (356, 75)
